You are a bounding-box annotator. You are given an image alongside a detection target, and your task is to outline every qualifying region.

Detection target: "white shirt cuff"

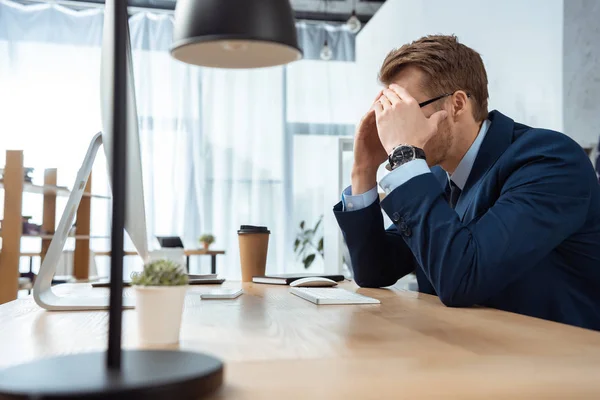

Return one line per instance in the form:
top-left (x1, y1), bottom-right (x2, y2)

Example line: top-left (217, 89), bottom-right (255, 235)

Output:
top-left (341, 186), bottom-right (378, 211)
top-left (379, 159), bottom-right (431, 195)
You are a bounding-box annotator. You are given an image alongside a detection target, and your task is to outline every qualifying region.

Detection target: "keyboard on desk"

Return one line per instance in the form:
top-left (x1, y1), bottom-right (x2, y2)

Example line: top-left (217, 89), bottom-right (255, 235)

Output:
top-left (290, 287), bottom-right (380, 305)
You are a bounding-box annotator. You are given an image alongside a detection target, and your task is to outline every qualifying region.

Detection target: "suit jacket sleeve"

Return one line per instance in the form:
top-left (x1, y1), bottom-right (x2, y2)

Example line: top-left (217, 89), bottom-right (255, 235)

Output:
top-left (380, 137), bottom-right (592, 307)
top-left (333, 199), bottom-right (416, 287)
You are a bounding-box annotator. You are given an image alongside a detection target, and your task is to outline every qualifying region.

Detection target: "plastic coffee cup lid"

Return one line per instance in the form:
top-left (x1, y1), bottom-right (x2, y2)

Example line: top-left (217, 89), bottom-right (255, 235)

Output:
top-left (238, 225), bottom-right (270, 234)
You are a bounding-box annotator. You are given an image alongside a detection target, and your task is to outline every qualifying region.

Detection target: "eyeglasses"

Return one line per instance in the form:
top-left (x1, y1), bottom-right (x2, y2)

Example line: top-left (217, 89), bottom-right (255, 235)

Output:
top-left (418, 92), bottom-right (471, 108)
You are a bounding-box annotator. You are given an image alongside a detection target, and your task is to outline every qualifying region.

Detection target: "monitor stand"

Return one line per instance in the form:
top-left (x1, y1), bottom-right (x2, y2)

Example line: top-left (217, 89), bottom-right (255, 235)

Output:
top-left (32, 132), bottom-right (135, 311)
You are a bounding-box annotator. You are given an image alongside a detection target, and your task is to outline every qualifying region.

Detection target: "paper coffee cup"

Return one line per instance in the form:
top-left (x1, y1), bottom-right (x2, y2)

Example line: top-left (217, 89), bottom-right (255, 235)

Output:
top-left (238, 225), bottom-right (270, 282)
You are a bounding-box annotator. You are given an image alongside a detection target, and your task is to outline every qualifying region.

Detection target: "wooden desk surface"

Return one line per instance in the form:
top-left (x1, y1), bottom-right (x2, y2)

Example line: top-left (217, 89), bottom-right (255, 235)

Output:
top-left (1, 282), bottom-right (600, 399)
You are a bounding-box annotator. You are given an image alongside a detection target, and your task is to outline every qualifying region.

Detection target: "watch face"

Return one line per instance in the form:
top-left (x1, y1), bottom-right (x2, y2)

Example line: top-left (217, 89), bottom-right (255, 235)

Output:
top-left (388, 145), bottom-right (416, 170)
top-left (398, 146), bottom-right (415, 160)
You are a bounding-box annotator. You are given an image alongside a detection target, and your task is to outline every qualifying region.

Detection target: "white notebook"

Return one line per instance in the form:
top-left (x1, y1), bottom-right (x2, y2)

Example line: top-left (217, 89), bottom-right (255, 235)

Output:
top-left (290, 287), bottom-right (380, 305)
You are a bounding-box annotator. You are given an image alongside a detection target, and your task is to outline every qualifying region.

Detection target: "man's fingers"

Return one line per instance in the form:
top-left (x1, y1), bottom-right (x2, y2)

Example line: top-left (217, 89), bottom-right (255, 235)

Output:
top-left (428, 110), bottom-right (448, 127)
top-left (388, 84), bottom-right (417, 106)
top-left (372, 90), bottom-right (384, 105)
top-left (379, 95), bottom-right (392, 109)
top-left (372, 101), bottom-right (384, 117)
top-left (382, 89), bottom-right (401, 106)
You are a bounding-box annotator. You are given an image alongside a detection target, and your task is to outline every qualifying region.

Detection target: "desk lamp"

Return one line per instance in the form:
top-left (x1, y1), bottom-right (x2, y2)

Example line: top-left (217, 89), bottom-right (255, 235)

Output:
top-left (0, 0), bottom-right (300, 398)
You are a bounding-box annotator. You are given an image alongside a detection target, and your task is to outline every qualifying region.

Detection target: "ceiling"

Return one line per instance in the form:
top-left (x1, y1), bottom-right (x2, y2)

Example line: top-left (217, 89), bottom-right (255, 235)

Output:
top-left (51, 0), bottom-right (386, 23)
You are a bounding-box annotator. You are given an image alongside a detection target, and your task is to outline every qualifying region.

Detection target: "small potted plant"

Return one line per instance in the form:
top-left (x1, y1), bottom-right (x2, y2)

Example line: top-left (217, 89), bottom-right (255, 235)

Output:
top-left (131, 259), bottom-right (189, 345)
top-left (199, 234), bottom-right (215, 250)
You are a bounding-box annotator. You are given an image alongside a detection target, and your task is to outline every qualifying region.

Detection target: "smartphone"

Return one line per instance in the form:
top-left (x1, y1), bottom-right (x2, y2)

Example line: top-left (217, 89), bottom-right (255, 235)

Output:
top-left (200, 288), bottom-right (243, 299)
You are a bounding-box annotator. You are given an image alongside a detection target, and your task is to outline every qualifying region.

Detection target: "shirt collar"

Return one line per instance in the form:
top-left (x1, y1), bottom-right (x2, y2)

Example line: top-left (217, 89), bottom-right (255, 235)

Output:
top-left (448, 119), bottom-right (491, 190)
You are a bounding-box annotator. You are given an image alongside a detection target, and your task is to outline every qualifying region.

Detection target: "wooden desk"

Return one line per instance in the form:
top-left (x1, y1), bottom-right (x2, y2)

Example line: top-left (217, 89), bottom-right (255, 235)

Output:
top-left (94, 249), bottom-right (226, 274)
top-left (184, 249), bottom-right (226, 274)
top-left (1, 282), bottom-right (600, 399)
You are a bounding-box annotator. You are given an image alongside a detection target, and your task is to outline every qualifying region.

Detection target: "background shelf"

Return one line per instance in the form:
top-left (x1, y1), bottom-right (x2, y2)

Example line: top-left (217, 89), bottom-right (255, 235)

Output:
top-left (22, 234), bottom-right (110, 240)
top-left (0, 154), bottom-right (99, 304)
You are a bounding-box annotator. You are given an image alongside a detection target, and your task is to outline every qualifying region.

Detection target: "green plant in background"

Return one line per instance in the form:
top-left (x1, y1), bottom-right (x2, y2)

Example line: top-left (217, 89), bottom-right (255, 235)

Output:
top-left (294, 215), bottom-right (324, 269)
top-left (198, 234), bottom-right (215, 245)
top-left (131, 259), bottom-right (189, 286)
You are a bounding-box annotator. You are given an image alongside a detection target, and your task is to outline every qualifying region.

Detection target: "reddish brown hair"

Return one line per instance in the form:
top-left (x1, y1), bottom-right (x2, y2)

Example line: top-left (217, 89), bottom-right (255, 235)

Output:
top-left (379, 34), bottom-right (489, 121)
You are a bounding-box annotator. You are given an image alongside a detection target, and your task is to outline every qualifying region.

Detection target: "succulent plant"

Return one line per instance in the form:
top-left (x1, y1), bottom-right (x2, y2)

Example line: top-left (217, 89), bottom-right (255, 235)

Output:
top-left (199, 234), bottom-right (215, 245)
top-left (130, 259), bottom-right (188, 286)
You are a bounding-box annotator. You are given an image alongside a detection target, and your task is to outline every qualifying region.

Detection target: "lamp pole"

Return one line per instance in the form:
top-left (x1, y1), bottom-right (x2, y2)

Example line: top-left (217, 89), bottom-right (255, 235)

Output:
top-left (106, 0), bottom-right (127, 370)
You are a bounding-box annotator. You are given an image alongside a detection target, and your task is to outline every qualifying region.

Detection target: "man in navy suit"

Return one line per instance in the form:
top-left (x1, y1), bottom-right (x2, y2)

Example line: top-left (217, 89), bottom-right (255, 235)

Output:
top-left (334, 35), bottom-right (600, 330)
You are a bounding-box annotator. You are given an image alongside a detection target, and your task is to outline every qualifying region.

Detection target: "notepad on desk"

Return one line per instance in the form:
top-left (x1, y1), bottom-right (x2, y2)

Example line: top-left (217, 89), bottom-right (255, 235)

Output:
top-left (252, 273), bottom-right (345, 285)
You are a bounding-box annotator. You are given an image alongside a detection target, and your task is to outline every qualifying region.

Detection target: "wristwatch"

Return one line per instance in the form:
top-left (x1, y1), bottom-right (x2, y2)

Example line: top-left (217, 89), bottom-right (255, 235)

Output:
top-left (386, 144), bottom-right (426, 171)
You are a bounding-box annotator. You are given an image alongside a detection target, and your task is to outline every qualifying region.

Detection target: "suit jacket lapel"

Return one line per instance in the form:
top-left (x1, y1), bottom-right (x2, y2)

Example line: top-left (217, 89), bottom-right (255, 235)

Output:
top-left (454, 111), bottom-right (515, 219)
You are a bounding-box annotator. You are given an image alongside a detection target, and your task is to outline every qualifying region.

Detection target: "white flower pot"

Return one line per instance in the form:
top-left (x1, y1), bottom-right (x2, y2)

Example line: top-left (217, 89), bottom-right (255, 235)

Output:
top-left (134, 285), bottom-right (188, 345)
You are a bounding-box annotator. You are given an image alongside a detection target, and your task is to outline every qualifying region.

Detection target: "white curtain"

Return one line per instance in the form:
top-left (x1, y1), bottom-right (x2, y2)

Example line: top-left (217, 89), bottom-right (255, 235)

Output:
top-left (199, 67), bottom-right (289, 276)
top-left (286, 24), bottom-right (357, 273)
top-left (0, 2), bottom-right (105, 178)
top-left (0, 1), bottom-right (110, 271)
top-left (0, 0), bottom-right (357, 278)
top-left (127, 13), bottom-right (290, 278)
top-left (128, 13), bottom-right (203, 251)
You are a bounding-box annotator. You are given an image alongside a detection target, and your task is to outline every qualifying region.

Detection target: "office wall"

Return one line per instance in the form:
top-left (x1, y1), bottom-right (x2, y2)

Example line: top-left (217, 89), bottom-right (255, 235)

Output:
top-left (563, 0), bottom-right (600, 148)
top-left (354, 0), bottom-right (564, 132)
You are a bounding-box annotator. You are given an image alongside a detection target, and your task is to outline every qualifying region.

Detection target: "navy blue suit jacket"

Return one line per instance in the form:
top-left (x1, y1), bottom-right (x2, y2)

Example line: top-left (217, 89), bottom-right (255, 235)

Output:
top-left (334, 111), bottom-right (600, 330)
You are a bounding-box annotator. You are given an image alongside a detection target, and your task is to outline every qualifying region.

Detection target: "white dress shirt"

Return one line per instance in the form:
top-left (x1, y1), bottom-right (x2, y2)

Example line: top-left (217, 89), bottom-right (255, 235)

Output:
top-left (342, 120), bottom-right (491, 211)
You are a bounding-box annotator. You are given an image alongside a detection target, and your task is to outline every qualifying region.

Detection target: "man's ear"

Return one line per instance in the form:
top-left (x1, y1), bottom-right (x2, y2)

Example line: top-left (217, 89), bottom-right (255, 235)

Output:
top-left (451, 91), bottom-right (470, 118)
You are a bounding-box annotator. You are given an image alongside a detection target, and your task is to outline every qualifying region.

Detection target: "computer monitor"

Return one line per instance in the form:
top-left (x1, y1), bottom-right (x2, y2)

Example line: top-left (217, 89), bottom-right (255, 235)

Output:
top-left (100, 0), bottom-right (149, 263)
top-left (32, 0), bottom-right (148, 310)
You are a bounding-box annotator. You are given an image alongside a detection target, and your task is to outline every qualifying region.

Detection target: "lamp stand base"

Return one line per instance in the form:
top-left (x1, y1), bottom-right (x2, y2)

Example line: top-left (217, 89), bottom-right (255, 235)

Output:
top-left (0, 350), bottom-right (224, 399)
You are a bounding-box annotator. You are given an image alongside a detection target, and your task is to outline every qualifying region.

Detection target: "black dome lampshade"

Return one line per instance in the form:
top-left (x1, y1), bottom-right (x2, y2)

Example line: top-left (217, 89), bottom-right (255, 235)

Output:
top-left (170, 0), bottom-right (303, 68)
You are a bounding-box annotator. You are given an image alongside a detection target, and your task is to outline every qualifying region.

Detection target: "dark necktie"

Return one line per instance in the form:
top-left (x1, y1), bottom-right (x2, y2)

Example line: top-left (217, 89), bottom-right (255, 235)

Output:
top-left (448, 179), bottom-right (461, 209)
